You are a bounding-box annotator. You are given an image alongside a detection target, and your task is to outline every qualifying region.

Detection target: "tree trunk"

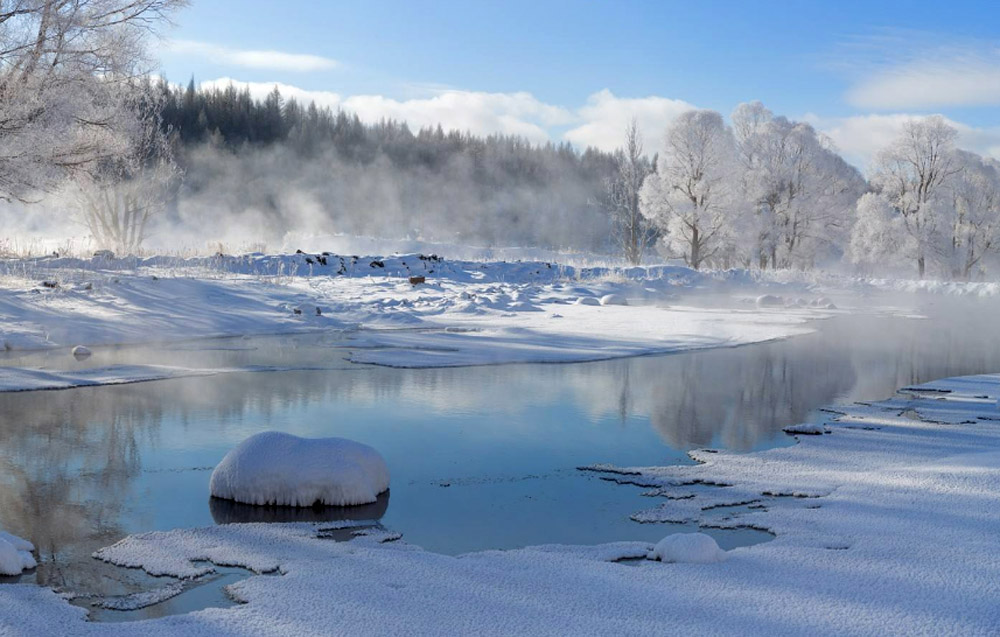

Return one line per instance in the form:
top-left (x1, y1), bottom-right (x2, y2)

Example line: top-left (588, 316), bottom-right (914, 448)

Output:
top-left (690, 226), bottom-right (701, 270)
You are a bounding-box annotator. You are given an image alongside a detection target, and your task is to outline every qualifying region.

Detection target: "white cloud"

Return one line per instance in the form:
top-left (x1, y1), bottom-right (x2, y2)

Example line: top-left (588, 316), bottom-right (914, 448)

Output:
top-left (340, 91), bottom-right (575, 143)
top-left (836, 31), bottom-right (1000, 110)
top-left (807, 113), bottom-right (1000, 171)
top-left (563, 89), bottom-right (696, 154)
top-left (167, 40), bottom-right (338, 72)
top-left (846, 57), bottom-right (1000, 110)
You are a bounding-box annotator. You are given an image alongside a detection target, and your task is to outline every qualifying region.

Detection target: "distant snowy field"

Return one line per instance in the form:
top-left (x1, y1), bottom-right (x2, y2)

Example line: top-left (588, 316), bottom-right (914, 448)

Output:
top-left (3, 372), bottom-right (999, 635)
top-left (0, 250), bottom-right (851, 390)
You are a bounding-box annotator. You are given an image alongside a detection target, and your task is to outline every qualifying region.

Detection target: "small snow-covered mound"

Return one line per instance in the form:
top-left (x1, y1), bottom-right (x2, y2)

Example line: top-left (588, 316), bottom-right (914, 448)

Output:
top-left (808, 297), bottom-right (837, 310)
top-left (599, 294), bottom-right (628, 306)
top-left (574, 296), bottom-right (601, 306)
top-left (71, 345), bottom-right (91, 360)
top-left (210, 432), bottom-right (390, 507)
top-left (755, 294), bottom-right (784, 308)
top-left (0, 530), bottom-right (35, 575)
top-left (647, 532), bottom-right (726, 564)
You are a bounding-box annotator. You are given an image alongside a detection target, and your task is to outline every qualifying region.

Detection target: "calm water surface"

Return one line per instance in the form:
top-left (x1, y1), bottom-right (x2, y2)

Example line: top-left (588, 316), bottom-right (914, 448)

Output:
top-left (2, 296), bottom-right (1000, 617)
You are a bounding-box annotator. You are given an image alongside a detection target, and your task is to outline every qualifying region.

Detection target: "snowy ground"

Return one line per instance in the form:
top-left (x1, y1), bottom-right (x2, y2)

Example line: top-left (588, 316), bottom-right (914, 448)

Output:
top-left (1, 372), bottom-right (998, 634)
top-left (0, 251), bottom-right (836, 389)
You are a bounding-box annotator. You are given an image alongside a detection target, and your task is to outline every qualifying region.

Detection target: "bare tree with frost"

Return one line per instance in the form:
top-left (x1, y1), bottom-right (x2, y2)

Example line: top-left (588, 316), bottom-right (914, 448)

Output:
top-left (605, 118), bottom-right (655, 265)
top-left (76, 81), bottom-right (179, 254)
top-left (868, 116), bottom-right (960, 278)
top-left (639, 109), bottom-right (739, 270)
top-left (732, 101), bottom-right (864, 270)
top-left (849, 192), bottom-right (906, 274)
top-left (938, 151), bottom-right (1000, 280)
top-left (0, 0), bottom-right (185, 202)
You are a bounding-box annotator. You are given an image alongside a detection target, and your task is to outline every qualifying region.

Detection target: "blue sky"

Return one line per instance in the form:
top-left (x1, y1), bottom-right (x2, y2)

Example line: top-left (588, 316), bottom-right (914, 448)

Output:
top-left (157, 0), bottom-right (1000, 167)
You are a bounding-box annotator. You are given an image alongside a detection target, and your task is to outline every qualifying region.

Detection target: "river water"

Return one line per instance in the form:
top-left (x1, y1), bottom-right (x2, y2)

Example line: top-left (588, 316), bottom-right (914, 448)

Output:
top-left (2, 296), bottom-right (999, 619)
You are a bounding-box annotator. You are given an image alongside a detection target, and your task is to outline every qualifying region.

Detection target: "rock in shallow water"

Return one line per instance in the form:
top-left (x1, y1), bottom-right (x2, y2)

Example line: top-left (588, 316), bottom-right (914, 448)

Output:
top-left (210, 431), bottom-right (390, 507)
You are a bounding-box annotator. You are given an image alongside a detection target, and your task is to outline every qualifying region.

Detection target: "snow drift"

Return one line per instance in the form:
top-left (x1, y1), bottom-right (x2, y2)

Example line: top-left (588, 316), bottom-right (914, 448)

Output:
top-left (647, 532), bottom-right (727, 564)
top-left (0, 530), bottom-right (36, 576)
top-left (209, 431), bottom-right (390, 507)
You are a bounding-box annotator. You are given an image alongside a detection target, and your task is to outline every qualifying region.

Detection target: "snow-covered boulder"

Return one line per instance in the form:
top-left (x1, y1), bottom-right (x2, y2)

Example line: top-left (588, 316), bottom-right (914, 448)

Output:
top-left (210, 432), bottom-right (390, 507)
top-left (0, 530), bottom-right (35, 576)
top-left (599, 294), bottom-right (628, 306)
top-left (574, 297), bottom-right (601, 306)
top-left (71, 345), bottom-right (92, 360)
top-left (648, 532), bottom-right (726, 564)
top-left (755, 294), bottom-right (784, 308)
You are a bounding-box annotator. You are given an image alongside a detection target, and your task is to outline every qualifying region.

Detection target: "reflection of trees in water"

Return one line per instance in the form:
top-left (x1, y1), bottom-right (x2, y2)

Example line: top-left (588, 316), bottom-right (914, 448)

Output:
top-left (637, 339), bottom-right (857, 450)
top-left (0, 388), bottom-right (158, 590)
top-left (835, 305), bottom-right (1000, 403)
top-left (554, 304), bottom-right (1000, 451)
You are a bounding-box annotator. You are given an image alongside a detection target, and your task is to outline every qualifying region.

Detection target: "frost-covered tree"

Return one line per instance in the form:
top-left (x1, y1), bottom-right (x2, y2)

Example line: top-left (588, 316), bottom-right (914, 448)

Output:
top-left (868, 116), bottom-right (960, 278)
top-left (849, 192), bottom-right (907, 274)
top-left (605, 118), bottom-right (655, 265)
top-left (732, 102), bottom-right (864, 270)
top-left (639, 109), bottom-right (738, 269)
top-left (938, 151), bottom-right (1000, 280)
top-left (0, 0), bottom-right (185, 202)
top-left (75, 82), bottom-right (179, 254)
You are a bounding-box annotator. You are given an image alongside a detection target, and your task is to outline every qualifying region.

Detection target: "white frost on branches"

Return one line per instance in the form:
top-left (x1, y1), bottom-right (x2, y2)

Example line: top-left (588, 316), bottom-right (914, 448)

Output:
top-left (0, 0), bottom-right (185, 204)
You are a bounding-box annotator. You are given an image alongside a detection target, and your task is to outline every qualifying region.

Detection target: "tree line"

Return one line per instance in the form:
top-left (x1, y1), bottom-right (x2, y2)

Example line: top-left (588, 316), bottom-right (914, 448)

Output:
top-left (153, 79), bottom-right (619, 251)
top-left (606, 105), bottom-right (1000, 280)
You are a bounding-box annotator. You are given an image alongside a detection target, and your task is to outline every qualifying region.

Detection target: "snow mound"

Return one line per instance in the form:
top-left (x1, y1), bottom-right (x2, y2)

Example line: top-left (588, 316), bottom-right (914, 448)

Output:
top-left (599, 294), bottom-right (628, 306)
top-left (0, 530), bottom-right (35, 575)
top-left (574, 296), bottom-right (600, 306)
top-left (210, 432), bottom-right (390, 507)
top-left (805, 297), bottom-right (836, 310)
top-left (71, 345), bottom-right (91, 359)
top-left (755, 294), bottom-right (784, 308)
top-left (647, 532), bottom-right (726, 564)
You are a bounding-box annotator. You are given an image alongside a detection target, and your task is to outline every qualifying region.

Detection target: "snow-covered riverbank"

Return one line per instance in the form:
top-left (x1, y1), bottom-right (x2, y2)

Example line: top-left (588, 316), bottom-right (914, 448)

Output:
top-left (2, 372), bottom-right (998, 635)
top-left (0, 252), bottom-right (834, 387)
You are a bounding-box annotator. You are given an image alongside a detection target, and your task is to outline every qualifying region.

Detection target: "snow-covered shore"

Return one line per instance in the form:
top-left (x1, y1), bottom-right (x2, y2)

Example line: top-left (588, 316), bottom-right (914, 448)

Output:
top-left (0, 252), bottom-right (832, 388)
top-left (2, 372), bottom-right (999, 635)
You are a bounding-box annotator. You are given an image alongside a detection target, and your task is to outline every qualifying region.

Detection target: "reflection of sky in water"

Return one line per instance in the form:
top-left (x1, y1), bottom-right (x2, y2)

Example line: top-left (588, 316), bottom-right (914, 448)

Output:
top-left (3, 299), bottom-right (1000, 608)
